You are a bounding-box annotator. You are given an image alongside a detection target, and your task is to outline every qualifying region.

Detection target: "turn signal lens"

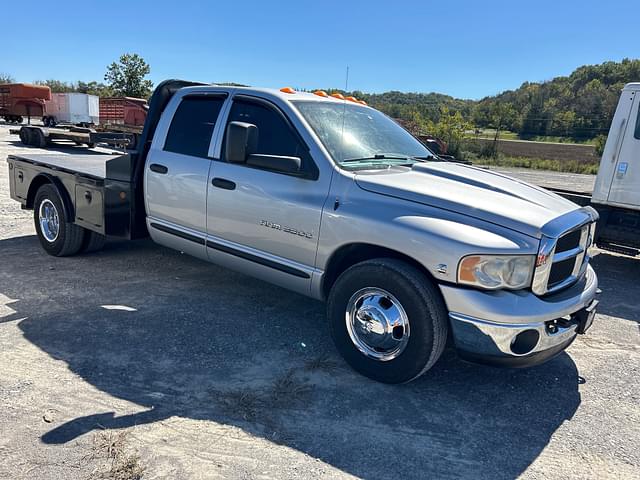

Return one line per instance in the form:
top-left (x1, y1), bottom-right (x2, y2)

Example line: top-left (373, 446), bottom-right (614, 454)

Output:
top-left (280, 87), bottom-right (296, 94)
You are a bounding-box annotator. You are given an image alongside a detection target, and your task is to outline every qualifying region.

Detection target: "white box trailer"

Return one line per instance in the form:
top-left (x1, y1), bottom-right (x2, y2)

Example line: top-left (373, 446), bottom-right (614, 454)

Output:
top-left (44, 93), bottom-right (99, 126)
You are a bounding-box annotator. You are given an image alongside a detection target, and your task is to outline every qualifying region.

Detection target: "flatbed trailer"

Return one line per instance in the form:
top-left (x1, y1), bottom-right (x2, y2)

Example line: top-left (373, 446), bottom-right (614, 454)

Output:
top-left (9, 125), bottom-right (137, 149)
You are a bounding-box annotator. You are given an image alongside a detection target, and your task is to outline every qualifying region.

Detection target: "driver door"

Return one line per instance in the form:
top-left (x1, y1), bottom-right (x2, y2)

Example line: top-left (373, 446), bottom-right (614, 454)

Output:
top-left (205, 96), bottom-right (331, 295)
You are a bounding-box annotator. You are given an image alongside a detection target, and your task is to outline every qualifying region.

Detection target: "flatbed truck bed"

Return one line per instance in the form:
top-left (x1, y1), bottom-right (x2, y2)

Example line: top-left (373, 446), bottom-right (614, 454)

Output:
top-left (8, 151), bottom-right (141, 239)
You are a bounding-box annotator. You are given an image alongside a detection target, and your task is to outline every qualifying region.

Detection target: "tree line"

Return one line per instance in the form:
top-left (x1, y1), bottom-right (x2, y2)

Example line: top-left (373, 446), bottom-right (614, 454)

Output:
top-left (472, 58), bottom-right (640, 139)
top-left (1, 53), bottom-right (154, 99)
top-left (4, 57), bottom-right (638, 146)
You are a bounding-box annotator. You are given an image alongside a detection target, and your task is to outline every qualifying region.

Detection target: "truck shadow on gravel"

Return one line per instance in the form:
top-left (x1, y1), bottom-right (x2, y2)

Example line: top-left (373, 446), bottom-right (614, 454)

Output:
top-left (0, 235), bottom-right (592, 480)
top-left (590, 252), bottom-right (640, 324)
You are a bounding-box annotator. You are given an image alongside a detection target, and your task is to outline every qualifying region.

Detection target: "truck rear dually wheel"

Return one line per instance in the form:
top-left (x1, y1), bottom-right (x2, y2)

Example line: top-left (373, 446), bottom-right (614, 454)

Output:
top-left (34, 184), bottom-right (85, 257)
top-left (327, 258), bottom-right (448, 383)
top-left (81, 230), bottom-right (106, 253)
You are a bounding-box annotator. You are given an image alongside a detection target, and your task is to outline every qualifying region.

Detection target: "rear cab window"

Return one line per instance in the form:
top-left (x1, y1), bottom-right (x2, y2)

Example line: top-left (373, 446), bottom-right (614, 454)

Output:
top-left (164, 95), bottom-right (226, 157)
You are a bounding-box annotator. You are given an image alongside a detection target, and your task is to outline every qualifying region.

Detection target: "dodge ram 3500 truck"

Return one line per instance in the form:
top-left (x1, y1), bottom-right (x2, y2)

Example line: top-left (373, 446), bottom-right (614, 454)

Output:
top-left (7, 80), bottom-right (600, 383)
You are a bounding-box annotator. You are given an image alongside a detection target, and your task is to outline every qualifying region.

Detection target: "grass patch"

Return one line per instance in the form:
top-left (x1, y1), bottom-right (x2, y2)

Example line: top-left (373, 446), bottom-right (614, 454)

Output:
top-left (304, 355), bottom-right (341, 373)
top-left (213, 368), bottom-right (313, 425)
top-left (464, 152), bottom-right (599, 174)
top-left (470, 129), bottom-right (596, 145)
top-left (85, 430), bottom-right (145, 480)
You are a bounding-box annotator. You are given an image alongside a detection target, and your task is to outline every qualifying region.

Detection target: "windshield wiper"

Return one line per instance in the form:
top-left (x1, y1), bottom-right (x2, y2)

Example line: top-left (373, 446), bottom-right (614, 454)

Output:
top-left (342, 154), bottom-right (411, 163)
top-left (411, 155), bottom-right (440, 162)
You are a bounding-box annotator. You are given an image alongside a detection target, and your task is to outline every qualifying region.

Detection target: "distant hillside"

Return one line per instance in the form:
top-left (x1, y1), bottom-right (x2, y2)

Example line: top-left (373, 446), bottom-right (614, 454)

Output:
top-left (357, 91), bottom-right (475, 125)
top-left (326, 59), bottom-right (640, 141)
top-left (473, 59), bottom-right (640, 139)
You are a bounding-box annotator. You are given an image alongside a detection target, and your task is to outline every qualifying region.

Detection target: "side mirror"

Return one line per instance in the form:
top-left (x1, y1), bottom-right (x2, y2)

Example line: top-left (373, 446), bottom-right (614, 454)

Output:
top-left (247, 154), bottom-right (302, 174)
top-left (225, 121), bottom-right (258, 163)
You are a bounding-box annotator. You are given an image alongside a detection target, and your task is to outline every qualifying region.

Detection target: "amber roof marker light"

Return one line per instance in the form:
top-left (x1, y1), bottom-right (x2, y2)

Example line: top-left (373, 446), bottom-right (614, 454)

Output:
top-left (280, 87), bottom-right (296, 94)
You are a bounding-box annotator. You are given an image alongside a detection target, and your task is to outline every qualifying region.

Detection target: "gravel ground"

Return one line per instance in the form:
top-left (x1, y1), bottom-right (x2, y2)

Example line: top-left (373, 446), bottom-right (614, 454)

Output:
top-left (0, 123), bottom-right (638, 479)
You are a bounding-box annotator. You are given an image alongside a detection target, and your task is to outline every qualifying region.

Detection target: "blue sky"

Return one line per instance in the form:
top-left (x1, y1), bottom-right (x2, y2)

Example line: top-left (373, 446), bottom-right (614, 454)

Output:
top-left (3, 0), bottom-right (637, 99)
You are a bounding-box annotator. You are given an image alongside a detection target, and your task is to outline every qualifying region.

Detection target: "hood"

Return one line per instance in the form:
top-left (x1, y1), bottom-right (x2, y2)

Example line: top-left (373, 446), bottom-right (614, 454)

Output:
top-left (354, 162), bottom-right (580, 238)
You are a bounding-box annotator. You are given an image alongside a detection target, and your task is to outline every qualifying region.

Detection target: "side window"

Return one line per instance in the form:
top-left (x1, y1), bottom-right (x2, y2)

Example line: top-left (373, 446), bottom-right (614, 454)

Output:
top-left (164, 96), bottom-right (225, 158)
top-left (224, 99), bottom-right (316, 176)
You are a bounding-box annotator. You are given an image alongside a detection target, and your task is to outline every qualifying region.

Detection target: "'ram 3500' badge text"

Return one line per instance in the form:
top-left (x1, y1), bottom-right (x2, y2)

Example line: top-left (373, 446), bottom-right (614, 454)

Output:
top-left (260, 220), bottom-right (313, 239)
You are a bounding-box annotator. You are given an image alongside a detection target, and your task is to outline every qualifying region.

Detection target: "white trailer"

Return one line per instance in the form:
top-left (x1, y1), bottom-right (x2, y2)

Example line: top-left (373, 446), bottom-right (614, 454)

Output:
top-left (43, 93), bottom-right (99, 127)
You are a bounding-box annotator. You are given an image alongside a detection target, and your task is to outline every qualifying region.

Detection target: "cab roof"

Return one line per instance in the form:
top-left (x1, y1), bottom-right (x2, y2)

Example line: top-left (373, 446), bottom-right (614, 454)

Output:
top-left (191, 84), bottom-right (370, 107)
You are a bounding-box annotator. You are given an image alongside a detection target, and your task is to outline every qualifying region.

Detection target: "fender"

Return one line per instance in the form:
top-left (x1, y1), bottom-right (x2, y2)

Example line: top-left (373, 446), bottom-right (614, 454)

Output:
top-left (27, 173), bottom-right (75, 222)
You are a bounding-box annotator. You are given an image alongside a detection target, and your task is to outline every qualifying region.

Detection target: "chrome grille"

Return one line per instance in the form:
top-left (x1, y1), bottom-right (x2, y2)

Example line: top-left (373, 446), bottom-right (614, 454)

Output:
top-left (532, 208), bottom-right (598, 296)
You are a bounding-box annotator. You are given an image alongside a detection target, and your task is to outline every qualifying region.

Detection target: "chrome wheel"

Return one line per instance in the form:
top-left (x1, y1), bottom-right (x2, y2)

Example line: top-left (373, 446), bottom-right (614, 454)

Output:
top-left (39, 199), bottom-right (60, 242)
top-left (345, 287), bottom-right (410, 361)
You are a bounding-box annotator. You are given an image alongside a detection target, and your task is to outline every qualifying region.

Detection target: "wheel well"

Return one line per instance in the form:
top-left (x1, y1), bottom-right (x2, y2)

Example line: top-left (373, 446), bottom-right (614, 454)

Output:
top-left (322, 243), bottom-right (435, 298)
top-left (26, 175), bottom-right (52, 209)
top-left (26, 175), bottom-right (75, 221)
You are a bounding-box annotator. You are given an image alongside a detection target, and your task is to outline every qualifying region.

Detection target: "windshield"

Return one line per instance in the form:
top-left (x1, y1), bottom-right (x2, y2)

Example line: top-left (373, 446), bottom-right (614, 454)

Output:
top-left (293, 101), bottom-right (435, 169)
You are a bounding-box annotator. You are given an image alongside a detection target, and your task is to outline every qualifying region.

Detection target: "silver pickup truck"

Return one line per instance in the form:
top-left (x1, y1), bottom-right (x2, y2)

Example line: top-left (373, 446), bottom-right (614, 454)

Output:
top-left (7, 80), bottom-right (599, 383)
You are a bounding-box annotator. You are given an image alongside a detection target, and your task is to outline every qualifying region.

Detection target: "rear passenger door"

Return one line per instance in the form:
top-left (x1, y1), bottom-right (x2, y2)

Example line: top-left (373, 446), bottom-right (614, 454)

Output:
top-left (145, 92), bottom-right (227, 259)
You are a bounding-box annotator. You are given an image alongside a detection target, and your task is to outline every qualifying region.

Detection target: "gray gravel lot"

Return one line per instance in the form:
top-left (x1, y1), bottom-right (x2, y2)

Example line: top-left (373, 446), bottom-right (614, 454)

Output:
top-left (0, 123), bottom-right (638, 479)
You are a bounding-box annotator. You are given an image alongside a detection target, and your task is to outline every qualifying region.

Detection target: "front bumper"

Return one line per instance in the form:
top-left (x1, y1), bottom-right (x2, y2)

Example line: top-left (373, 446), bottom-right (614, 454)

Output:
top-left (441, 264), bottom-right (598, 367)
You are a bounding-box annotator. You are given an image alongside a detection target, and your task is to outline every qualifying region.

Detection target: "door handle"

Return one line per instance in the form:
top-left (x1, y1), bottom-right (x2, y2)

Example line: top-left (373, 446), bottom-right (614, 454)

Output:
top-left (211, 178), bottom-right (236, 190)
top-left (149, 163), bottom-right (168, 174)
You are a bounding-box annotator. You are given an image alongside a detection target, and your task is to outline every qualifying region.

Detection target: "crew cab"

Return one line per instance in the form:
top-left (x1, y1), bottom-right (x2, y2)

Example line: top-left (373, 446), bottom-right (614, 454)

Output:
top-left (6, 80), bottom-right (599, 383)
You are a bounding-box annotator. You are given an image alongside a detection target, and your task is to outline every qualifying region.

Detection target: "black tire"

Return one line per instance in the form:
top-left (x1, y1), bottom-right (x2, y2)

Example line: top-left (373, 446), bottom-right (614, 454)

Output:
top-left (327, 258), bottom-right (448, 384)
top-left (34, 184), bottom-right (85, 257)
top-left (16, 116), bottom-right (23, 124)
top-left (34, 129), bottom-right (47, 148)
top-left (19, 128), bottom-right (30, 145)
top-left (86, 142), bottom-right (96, 148)
top-left (81, 230), bottom-right (106, 253)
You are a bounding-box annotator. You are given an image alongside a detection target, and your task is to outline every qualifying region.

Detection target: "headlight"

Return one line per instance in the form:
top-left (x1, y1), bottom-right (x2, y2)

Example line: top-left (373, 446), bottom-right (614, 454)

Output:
top-left (458, 255), bottom-right (535, 290)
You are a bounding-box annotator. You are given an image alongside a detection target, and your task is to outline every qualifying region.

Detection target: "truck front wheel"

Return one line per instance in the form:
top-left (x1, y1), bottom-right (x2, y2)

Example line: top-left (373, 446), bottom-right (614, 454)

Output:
top-left (327, 258), bottom-right (448, 383)
top-left (34, 184), bottom-right (85, 257)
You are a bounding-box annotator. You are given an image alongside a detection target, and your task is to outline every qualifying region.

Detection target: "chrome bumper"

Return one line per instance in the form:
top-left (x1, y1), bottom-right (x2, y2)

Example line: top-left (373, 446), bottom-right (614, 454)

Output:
top-left (441, 265), bottom-right (598, 365)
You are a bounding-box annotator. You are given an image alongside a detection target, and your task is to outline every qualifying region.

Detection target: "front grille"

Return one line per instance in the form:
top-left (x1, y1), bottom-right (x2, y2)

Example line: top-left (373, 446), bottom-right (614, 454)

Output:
top-left (532, 213), bottom-right (596, 296)
top-left (548, 257), bottom-right (577, 286)
top-left (555, 228), bottom-right (582, 252)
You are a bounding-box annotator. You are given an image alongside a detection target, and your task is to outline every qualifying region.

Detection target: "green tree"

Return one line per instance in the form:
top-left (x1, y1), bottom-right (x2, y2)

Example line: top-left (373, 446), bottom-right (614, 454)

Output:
top-left (0, 73), bottom-right (14, 83)
top-left (77, 81), bottom-right (113, 97)
top-left (425, 106), bottom-right (472, 157)
top-left (34, 79), bottom-right (75, 92)
top-left (594, 134), bottom-right (607, 157)
top-left (104, 53), bottom-right (153, 98)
